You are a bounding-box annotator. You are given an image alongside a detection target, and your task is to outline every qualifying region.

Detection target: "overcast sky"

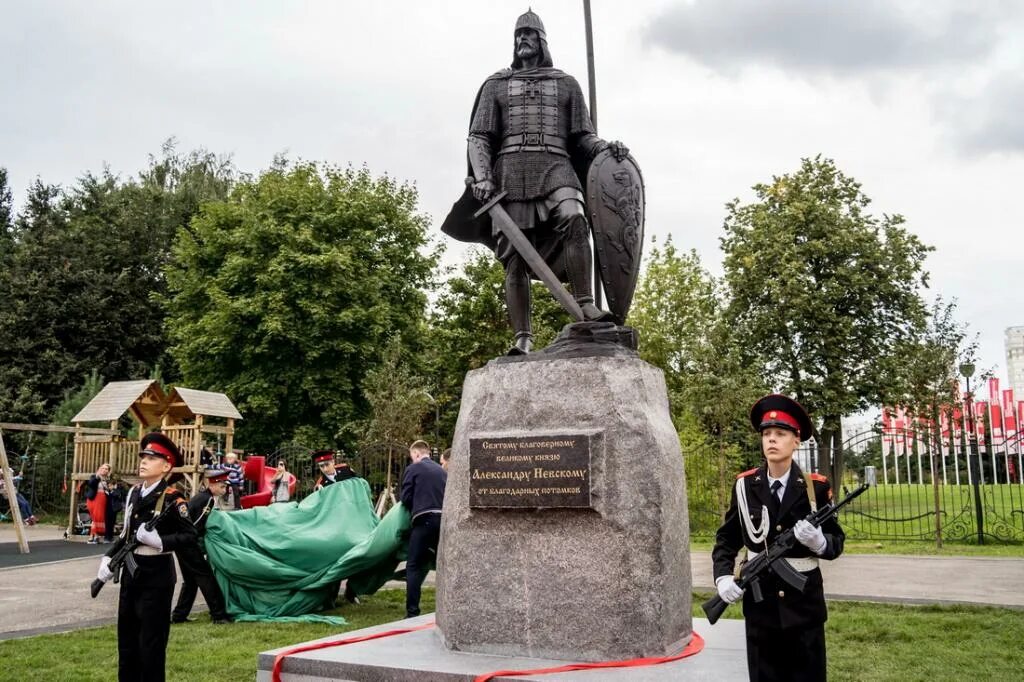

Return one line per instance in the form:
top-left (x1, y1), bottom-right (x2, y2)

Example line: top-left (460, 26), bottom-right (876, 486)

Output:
top-left (2, 1), bottom-right (1022, 389)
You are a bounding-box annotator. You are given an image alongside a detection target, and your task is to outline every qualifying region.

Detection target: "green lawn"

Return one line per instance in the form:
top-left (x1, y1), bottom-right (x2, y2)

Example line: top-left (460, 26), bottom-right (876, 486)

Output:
top-left (0, 589), bottom-right (432, 682)
top-left (3, 589), bottom-right (1023, 681)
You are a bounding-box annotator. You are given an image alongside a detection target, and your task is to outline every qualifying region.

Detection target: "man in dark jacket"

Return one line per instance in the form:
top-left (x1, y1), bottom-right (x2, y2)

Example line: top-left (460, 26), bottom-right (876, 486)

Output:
top-left (399, 440), bottom-right (447, 618)
top-left (171, 468), bottom-right (231, 624)
top-left (712, 394), bottom-right (845, 682)
top-left (94, 432), bottom-right (198, 682)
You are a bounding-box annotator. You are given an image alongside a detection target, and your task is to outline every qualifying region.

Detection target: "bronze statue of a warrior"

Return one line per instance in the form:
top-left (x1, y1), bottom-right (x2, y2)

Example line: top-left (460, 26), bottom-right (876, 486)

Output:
top-left (442, 9), bottom-right (641, 355)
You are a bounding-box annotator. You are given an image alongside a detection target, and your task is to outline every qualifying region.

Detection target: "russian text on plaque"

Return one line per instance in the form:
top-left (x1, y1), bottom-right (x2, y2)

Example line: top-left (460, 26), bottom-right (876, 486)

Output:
top-left (469, 433), bottom-right (593, 508)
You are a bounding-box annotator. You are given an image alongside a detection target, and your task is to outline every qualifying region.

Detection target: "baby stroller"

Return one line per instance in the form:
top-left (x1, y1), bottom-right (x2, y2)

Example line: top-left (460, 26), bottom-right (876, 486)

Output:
top-left (72, 502), bottom-right (92, 536)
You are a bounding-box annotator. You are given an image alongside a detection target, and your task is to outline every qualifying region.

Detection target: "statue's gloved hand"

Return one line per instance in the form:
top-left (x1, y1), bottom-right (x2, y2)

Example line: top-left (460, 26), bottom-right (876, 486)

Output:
top-left (97, 556), bottom-right (114, 583)
top-left (794, 519), bottom-right (827, 554)
top-left (608, 140), bottom-right (630, 162)
top-left (715, 575), bottom-right (744, 604)
top-left (472, 179), bottom-right (496, 203)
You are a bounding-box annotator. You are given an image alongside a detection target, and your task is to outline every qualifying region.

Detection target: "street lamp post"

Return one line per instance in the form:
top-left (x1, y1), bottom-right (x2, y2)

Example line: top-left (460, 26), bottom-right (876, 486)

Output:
top-left (960, 362), bottom-right (985, 545)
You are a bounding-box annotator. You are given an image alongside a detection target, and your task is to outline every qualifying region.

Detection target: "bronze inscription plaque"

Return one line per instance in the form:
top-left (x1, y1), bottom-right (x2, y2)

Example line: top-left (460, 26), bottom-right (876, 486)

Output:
top-left (469, 434), bottom-right (592, 508)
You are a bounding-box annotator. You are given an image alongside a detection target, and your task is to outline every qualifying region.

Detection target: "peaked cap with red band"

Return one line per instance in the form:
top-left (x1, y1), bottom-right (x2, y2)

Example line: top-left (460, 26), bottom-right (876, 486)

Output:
top-left (312, 450), bottom-right (335, 465)
top-left (203, 468), bottom-right (230, 483)
top-left (750, 393), bottom-right (812, 442)
top-left (139, 432), bottom-right (182, 468)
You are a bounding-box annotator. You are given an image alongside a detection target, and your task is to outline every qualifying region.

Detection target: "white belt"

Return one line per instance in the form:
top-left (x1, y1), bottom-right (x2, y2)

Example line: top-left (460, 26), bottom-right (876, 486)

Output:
top-left (134, 546), bottom-right (169, 557)
top-left (748, 552), bottom-right (819, 572)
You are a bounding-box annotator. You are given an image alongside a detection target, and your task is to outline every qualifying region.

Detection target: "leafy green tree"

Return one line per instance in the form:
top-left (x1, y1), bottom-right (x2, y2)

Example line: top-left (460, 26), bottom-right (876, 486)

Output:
top-left (165, 162), bottom-right (438, 450)
top-left (630, 238), bottom-right (765, 447)
top-left (629, 239), bottom-right (717, 400)
top-left (721, 156), bottom-right (932, 482)
top-left (0, 146), bottom-right (233, 422)
top-left (422, 249), bottom-right (566, 445)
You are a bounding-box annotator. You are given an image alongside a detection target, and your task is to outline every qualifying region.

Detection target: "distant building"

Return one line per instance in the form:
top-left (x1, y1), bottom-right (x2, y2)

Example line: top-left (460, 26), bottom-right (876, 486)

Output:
top-left (1006, 326), bottom-right (1024, 399)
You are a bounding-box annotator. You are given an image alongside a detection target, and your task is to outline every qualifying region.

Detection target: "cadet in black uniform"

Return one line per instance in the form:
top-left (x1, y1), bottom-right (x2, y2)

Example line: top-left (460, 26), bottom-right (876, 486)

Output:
top-left (712, 394), bottom-right (846, 682)
top-left (312, 449), bottom-right (358, 490)
top-left (95, 432), bottom-right (197, 682)
top-left (171, 467), bottom-right (232, 624)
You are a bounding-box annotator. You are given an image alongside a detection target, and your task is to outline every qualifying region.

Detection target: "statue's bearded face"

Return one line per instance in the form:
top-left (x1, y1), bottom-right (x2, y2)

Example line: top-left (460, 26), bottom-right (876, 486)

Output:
top-left (515, 29), bottom-right (540, 59)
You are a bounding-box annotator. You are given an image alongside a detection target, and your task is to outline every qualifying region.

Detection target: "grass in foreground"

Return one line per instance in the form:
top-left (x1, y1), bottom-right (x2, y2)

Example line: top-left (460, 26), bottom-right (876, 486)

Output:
top-left (4, 589), bottom-right (1023, 681)
top-left (0, 588), bottom-right (433, 682)
top-left (694, 591), bottom-right (1024, 682)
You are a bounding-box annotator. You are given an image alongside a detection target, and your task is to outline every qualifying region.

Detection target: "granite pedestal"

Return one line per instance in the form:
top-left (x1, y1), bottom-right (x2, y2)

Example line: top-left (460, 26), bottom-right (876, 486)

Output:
top-left (256, 613), bottom-right (748, 681)
top-left (437, 355), bottom-right (692, 661)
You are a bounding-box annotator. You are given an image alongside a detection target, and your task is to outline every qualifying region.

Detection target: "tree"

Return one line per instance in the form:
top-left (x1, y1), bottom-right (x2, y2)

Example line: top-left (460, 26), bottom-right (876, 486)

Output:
top-left (165, 162), bottom-right (438, 450)
top-left (421, 249), bottom-right (570, 445)
top-left (0, 146), bottom-right (233, 423)
top-left (721, 156), bottom-right (932, 482)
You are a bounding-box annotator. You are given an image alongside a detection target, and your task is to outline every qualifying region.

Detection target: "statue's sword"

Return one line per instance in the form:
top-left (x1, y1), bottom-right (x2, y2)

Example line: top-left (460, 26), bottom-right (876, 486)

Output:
top-left (471, 187), bottom-right (585, 322)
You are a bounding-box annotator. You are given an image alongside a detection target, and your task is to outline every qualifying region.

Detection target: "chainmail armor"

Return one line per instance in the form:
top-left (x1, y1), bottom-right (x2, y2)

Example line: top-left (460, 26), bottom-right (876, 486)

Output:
top-left (470, 72), bottom-right (597, 202)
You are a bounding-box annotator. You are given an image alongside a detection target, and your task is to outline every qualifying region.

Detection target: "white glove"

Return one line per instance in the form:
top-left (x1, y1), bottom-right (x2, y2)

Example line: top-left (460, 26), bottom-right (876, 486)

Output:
top-left (97, 556), bottom-right (114, 583)
top-left (716, 575), bottom-right (744, 604)
top-left (135, 525), bottom-right (163, 551)
top-left (794, 519), bottom-right (827, 554)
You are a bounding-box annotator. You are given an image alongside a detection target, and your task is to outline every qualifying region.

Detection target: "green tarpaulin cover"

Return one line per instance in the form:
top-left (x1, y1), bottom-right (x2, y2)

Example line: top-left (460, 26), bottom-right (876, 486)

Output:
top-left (205, 478), bottom-right (410, 623)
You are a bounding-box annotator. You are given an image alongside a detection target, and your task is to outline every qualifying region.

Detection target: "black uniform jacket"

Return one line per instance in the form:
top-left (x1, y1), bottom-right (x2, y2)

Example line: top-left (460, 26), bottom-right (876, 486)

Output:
top-left (712, 462), bottom-right (845, 630)
top-left (316, 465), bottom-right (358, 489)
top-left (187, 488), bottom-right (217, 536)
top-left (105, 481), bottom-right (197, 581)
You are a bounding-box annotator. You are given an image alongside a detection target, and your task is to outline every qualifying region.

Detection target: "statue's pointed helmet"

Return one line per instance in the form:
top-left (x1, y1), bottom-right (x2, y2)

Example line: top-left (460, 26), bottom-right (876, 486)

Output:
top-left (515, 8), bottom-right (546, 39)
top-left (511, 8), bottom-right (553, 68)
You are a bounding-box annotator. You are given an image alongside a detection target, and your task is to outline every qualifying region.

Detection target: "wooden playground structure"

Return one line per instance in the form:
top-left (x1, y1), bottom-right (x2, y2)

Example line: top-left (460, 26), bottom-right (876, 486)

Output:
top-left (64, 380), bottom-right (242, 541)
top-left (0, 380), bottom-right (243, 552)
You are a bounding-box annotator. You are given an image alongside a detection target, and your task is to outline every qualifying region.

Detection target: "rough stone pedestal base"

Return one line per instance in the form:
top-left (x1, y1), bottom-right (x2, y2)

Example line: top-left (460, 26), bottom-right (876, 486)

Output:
top-left (437, 356), bottom-right (692, 661)
top-left (256, 614), bottom-right (748, 681)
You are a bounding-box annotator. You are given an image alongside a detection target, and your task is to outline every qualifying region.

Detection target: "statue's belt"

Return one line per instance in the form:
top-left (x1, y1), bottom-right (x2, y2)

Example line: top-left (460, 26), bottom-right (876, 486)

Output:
top-left (498, 133), bottom-right (569, 157)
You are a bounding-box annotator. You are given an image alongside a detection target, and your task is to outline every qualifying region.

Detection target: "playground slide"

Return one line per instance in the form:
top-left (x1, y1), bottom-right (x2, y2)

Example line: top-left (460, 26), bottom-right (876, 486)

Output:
top-left (240, 455), bottom-right (296, 509)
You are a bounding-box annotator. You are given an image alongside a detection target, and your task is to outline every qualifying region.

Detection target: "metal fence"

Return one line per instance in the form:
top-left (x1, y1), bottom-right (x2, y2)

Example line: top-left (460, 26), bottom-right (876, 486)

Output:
top-left (686, 427), bottom-right (1024, 545)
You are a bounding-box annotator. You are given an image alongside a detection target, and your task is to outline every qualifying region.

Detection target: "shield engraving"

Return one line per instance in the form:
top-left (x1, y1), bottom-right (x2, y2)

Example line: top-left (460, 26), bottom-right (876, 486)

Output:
top-left (586, 148), bottom-right (645, 325)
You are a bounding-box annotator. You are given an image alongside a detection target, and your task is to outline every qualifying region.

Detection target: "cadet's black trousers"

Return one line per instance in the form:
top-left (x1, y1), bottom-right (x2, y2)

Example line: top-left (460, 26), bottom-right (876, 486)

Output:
top-left (405, 513), bottom-right (441, 618)
top-left (117, 554), bottom-right (175, 682)
top-left (745, 620), bottom-right (826, 682)
top-left (171, 547), bottom-right (228, 621)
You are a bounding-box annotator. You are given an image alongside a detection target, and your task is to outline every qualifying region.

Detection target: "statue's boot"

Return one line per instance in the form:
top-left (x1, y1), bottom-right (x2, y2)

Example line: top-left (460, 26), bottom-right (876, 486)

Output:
top-left (506, 258), bottom-right (533, 355)
top-left (508, 331), bottom-right (534, 356)
top-left (562, 214), bottom-right (614, 323)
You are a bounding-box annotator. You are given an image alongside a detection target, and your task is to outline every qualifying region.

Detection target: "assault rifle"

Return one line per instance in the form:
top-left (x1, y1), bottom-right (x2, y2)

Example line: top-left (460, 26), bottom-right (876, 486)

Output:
top-left (702, 482), bottom-right (870, 625)
top-left (90, 501), bottom-right (177, 598)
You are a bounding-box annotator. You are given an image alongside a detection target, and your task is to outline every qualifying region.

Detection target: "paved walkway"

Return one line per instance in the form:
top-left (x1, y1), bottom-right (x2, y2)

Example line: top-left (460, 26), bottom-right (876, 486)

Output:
top-left (2, 524), bottom-right (1022, 641)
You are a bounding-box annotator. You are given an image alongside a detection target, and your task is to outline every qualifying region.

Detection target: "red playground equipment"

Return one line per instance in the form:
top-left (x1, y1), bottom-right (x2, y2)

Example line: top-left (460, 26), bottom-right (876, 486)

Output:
top-left (241, 455), bottom-right (297, 509)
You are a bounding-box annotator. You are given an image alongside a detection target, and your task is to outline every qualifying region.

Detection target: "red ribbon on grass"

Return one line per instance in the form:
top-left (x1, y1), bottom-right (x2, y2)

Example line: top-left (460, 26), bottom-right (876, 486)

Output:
top-left (271, 621), bottom-right (436, 682)
top-left (473, 632), bottom-right (705, 682)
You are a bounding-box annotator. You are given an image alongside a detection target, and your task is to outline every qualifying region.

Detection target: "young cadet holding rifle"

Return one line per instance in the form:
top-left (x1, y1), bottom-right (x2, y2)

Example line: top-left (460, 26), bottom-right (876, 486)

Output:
top-left (94, 432), bottom-right (197, 682)
top-left (711, 394), bottom-right (847, 682)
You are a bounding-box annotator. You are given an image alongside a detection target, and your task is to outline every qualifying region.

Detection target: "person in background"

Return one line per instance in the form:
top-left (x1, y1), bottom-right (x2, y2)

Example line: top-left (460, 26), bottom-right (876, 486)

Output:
top-left (440, 448), bottom-right (451, 471)
top-left (400, 440), bottom-right (447, 618)
top-left (104, 477), bottom-right (126, 543)
top-left (221, 451), bottom-right (243, 510)
top-left (171, 468), bottom-right (232, 625)
top-left (1, 467), bottom-right (37, 525)
top-left (270, 460), bottom-right (291, 503)
top-left (312, 450), bottom-right (359, 490)
top-left (85, 463), bottom-right (112, 543)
